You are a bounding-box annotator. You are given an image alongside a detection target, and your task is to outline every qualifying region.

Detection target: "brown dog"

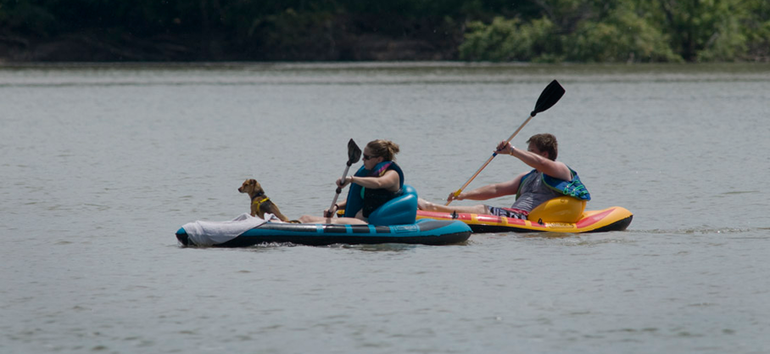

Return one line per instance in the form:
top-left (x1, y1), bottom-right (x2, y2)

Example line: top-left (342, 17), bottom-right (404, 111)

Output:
top-left (238, 179), bottom-right (291, 222)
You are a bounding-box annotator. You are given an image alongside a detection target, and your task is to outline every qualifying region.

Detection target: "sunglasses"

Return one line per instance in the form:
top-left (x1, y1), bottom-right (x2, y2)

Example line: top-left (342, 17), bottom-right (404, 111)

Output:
top-left (362, 154), bottom-right (378, 161)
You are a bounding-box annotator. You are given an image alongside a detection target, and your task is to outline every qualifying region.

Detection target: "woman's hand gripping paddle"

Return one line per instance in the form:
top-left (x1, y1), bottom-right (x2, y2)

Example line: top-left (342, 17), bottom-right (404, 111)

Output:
top-left (326, 139), bottom-right (362, 217)
top-left (446, 79), bottom-right (566, 205)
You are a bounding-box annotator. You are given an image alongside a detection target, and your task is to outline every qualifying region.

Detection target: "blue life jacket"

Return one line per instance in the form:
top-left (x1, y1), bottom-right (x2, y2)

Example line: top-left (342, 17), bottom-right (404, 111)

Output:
top-left (343, 161), bottom-right (405, 218)
top-left (517, 167), bottom-right (591, 201)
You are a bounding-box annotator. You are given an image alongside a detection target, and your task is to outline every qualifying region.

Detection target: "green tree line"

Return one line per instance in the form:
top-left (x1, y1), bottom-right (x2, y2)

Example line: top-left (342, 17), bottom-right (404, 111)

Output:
top-left (1, 0), bottom-right (768, 62)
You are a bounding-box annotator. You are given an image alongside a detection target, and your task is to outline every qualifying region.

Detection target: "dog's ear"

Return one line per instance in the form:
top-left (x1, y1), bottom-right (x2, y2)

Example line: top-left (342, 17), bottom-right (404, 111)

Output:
top-left (248, 179), bottom-right (257, 186)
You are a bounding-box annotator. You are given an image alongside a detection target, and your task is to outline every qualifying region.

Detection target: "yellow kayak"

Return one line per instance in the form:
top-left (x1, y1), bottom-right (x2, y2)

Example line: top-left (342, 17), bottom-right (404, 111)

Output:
top-left (416, 197), bottom-right (632, 233)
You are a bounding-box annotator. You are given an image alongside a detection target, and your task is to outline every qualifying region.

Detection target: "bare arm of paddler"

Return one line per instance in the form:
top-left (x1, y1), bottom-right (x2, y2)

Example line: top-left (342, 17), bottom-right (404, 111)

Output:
top-left (496, 141), bottom-right (572, 181)
top-left (338, 170), bottom-right (401, 192)
top-left (416, 172), bottom-right (526, 214)
top-left (448, 173), bottom-right (526, 202)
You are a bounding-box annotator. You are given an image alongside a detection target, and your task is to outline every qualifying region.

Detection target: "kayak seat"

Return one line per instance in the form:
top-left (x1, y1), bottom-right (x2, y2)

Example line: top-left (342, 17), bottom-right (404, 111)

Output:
top-left (527, 196), bottom-right (586, 223)
top-left (368, 184), bottom-right (418, 226)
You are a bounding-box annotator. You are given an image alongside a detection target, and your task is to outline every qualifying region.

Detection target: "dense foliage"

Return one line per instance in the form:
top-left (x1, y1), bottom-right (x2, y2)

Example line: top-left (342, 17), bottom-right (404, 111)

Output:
top-left (0, 0), bottom-right (768, 61)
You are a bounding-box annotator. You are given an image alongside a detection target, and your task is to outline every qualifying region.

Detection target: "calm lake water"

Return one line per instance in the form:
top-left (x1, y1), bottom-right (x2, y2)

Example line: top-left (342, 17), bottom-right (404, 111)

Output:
top-left (2, 62), bottom-right (769, 354)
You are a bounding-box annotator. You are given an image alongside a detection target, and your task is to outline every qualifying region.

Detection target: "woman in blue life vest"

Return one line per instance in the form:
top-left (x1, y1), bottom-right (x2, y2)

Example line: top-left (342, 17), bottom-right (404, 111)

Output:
top-left (299, 139), bottom-right (403, 225)
top-left (417, 133), bottom-right (590, 219)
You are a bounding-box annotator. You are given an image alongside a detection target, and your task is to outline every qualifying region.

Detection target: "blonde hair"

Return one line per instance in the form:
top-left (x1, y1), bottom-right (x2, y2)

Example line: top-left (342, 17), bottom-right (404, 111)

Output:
top-left (366, 139), bottom-right (400, 161)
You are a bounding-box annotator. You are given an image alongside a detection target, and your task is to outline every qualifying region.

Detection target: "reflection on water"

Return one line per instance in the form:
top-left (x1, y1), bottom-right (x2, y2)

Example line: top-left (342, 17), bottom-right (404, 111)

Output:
top-left (2, 62), bottom-right (770, 87)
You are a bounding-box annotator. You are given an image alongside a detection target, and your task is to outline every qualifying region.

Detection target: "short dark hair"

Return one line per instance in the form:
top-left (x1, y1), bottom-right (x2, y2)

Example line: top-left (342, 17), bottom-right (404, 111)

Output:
top-left (527, 133), bottom-right (558, 161)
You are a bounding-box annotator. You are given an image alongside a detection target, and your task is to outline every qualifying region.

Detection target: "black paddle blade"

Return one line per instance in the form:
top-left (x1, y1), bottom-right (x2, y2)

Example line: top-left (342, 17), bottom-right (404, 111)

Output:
top-left (347, 139), bottom-right (362, 165)
top-left (531, 80), bottom-right (565, 117)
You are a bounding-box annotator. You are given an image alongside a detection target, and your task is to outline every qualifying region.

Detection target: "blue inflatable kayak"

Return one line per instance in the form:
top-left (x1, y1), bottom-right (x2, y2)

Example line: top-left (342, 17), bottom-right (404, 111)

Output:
top-left (175, 184), bottom-right (471, 247)
top-left (176, 219), bottom-right (471, 247)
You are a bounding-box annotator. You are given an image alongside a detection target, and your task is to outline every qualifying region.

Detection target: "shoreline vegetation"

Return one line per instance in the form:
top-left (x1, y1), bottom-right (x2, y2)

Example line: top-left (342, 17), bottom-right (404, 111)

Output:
top-left (1, 0), bottom-right (768, 63)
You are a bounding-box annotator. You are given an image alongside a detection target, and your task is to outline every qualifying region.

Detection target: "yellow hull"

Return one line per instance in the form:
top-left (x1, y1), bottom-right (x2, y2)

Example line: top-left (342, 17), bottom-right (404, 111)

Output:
top-left (416, 206), bottom-right (633, 233)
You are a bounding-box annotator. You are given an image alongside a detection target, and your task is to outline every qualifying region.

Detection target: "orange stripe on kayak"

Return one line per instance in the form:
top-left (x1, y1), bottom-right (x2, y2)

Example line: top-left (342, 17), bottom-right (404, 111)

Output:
top-left (575, 208), bottom-right (614, 228)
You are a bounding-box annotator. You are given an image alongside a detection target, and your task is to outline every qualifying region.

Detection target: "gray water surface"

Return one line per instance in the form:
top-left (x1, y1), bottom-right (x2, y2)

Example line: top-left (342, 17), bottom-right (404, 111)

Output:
top-left (2, 62), bottom-right (769, 354)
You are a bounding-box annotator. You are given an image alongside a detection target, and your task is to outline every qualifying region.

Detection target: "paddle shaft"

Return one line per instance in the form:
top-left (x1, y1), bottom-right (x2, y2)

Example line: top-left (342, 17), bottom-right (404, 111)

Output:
top-left (446, 115), bottom-right (534, 206)
top-left (326, 162), bottom-right (353, 217)
top-left (326, 138), bottom-right (362, 217)
top-left (445, 80), bottom-right (564, 206)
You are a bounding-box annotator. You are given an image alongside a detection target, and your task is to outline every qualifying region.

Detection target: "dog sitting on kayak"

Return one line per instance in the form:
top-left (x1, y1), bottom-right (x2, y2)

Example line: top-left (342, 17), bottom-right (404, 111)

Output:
top-left (238, 179), bottom-right (292, 222)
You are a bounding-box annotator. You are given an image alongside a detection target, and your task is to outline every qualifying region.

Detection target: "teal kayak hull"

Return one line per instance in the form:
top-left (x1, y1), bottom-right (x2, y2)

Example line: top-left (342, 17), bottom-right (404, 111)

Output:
top-left (176, 219), bottom-right (471, 247)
